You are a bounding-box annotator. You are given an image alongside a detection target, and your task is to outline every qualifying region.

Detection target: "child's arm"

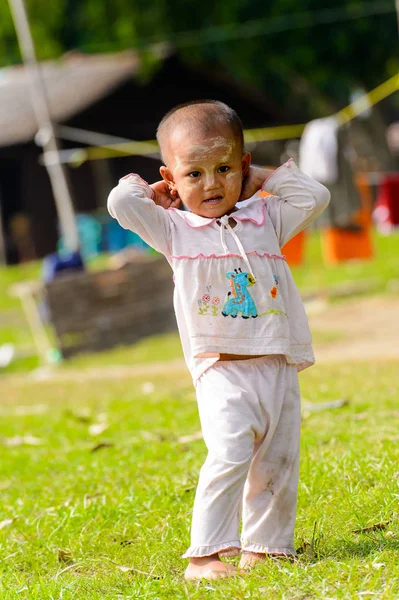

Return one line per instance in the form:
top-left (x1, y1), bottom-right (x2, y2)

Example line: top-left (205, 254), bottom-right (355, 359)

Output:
top-left (107, 175), bottom-right (179, 256)
top-left (260, 159), bottom-right (330, 247)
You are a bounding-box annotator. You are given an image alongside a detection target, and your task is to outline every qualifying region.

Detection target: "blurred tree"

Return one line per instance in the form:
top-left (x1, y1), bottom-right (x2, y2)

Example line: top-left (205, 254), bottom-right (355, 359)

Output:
top-left (1, 0), bottom-right (398, 120)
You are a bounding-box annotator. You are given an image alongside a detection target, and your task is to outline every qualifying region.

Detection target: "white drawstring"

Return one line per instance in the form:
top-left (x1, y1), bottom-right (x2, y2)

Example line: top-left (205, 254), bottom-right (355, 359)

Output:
top-left (219, 215), bottom-right (256, 281)
top-left (219, 215), bottom-right (230, 254)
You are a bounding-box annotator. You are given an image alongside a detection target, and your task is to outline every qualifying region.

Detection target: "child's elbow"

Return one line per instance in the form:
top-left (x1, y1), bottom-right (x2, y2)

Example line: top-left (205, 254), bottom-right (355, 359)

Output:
top-left (315, 183), bottom-right (330, 212)
top-left (107, 186), bottom-right (123, 219)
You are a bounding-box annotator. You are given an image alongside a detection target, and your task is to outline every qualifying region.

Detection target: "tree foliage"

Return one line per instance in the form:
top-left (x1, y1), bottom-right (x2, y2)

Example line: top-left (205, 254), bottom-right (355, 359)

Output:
top-left (1, 0), bottom-right (398, 118)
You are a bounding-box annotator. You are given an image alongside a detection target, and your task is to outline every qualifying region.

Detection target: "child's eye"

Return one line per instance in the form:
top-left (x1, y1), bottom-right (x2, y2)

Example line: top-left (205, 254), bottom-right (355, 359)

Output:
top-left (218, 166), bottom-right (230, 173)
top-left (188, 171), bottom-right (201, 178)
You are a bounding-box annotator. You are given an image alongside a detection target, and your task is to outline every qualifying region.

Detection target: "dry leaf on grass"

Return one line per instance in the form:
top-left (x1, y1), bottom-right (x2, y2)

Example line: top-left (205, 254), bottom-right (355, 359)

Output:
top-left (67, 408), bottom-right (92, 423)
top-left (83, 493), bottom-right (105, 508)
top-left (178, 431), bottom-right (203, 444)
top-left (107, 558), bottom-right (162, 579)
top-left (90, 441), bottom-right (114, 453)
top-left (88, 423), bottom-right (109, 436)
top-left (0, 517), bottom-right (18, 530)
top-left (57, 549), bottom-right (74, 564)
top-left (2, 436), bottom-right (42, 447)
top-left (353, 520), bottom-right (390, 534)
top-left (302, 399), bottom-right (349, 413)
top-left (139, 431), bottom-right (161, 441)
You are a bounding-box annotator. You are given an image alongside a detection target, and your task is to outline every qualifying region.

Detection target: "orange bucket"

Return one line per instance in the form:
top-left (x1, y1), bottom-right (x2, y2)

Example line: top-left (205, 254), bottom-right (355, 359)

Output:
top-left (281, 231), bottom-right (306, 266)
top-left (321, 173), bottom-right (374, 264)
top-left (259, 188), bottom-right (306, 265)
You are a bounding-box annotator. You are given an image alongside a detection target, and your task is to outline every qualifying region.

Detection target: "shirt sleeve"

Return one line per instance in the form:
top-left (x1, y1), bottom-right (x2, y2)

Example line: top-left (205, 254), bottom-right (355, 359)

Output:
top-left (262, 159), bottom-right (330, 247)
top-left (107, 175), bottom-right (173, 257)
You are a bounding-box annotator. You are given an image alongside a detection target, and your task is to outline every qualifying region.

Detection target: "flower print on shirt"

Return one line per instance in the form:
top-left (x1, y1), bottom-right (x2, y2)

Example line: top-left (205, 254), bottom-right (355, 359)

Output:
top-left (211, 297), bottom-right (220, 316)
top-left (198, 286), bottom-right (220, 316)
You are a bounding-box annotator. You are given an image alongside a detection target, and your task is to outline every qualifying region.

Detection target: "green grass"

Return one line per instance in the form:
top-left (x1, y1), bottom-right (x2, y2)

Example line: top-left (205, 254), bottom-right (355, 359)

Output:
top-left (1, 230), bottom-right (398, 596)
top-left (61, 332), bottom-right (184, 371)
top-left (1, 359), bottom-right (399, 598)
top-left (290, 230), bottom-right (399, 294)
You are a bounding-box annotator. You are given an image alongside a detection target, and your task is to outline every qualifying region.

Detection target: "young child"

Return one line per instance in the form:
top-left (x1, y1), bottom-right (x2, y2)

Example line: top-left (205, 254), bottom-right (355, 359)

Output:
top-left (108, 100), bottom-right (330, 581)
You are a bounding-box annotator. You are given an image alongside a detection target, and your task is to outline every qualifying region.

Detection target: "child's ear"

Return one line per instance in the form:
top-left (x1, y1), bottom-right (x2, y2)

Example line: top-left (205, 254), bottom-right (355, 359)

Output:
top-left (241, 152), bottom-right (251, 177)
top-left (160, 165), bottom-right (175, 187)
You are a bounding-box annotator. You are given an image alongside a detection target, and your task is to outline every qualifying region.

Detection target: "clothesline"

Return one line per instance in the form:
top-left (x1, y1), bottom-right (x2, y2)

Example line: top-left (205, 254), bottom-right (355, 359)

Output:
top-left (244, 72), bottom-right (399, 142)
top-left (42, 72), bottom-right (399, 166)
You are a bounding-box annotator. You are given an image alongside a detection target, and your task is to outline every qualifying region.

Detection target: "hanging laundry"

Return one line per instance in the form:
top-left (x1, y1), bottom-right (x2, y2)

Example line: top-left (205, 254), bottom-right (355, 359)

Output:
top-left (373, 174), bottom-right (399, 232)
top-left (299, 117), bottom-right (339, 184)
top-left (300, 121), bottom-right (361, 229)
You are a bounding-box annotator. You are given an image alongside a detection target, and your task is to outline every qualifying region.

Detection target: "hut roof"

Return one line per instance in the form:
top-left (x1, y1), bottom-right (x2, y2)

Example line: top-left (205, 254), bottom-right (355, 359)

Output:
top-left (0, 50), bottom-right (158, 148)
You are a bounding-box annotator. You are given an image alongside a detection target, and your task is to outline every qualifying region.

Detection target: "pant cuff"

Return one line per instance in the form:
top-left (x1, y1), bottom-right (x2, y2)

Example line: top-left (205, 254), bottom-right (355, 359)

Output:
top-left (182, 540), bottom-right (241, 558)
top-left (241, 541), bottom-right (296, 556)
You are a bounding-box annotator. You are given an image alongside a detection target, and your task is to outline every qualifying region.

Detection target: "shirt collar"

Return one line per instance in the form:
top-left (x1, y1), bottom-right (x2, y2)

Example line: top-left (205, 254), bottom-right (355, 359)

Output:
top-left (168, 194), bottom-right (268, 229)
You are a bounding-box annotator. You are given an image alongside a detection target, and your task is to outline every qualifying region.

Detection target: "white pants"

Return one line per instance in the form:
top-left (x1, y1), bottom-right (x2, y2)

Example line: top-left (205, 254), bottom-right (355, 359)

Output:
top-left (183, 355), bottom-right (301, 558)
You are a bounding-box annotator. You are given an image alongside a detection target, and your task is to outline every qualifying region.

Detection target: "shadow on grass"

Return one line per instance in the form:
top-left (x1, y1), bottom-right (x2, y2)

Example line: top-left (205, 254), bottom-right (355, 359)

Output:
top-left (333, 538), bottom-right (399, 559)
top-left (298, 537), bottom-right (399, 563)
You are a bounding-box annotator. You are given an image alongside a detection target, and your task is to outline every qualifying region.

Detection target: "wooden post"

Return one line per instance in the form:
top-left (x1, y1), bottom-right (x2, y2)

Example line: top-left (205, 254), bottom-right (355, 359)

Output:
top-left (7, 0), bottom-right (79, 252)
top-left (0, 192), bottom-right (6, 265)
top-left (8, 281), bottom-right (54, 366)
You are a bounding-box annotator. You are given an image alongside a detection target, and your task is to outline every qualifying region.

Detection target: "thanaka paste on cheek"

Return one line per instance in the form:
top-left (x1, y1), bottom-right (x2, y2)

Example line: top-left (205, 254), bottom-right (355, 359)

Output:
top-left (225, 171), bottom-right (242, 186)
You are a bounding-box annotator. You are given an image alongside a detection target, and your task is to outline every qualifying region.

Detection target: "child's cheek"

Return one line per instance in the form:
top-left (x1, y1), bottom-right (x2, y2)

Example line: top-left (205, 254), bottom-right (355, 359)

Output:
top-left (225, 171), bottom-right (242, 193)
top-left (177, 182), bottom-right (194, 205)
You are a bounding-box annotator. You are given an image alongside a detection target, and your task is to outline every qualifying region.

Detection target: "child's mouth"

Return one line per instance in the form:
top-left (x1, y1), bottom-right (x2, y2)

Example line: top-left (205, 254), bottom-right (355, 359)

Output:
top-left (203, 196), bottom-right (223, 204)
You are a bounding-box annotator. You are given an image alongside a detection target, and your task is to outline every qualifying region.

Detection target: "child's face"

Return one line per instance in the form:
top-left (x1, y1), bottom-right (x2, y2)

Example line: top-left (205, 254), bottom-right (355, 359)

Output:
top-left (160, 126), bottom-right (251, 218)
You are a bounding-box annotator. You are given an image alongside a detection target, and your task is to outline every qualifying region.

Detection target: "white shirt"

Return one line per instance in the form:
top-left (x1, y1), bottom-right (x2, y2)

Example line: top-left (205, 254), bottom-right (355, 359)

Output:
top-left (108, 159), bottom-right (330, 382)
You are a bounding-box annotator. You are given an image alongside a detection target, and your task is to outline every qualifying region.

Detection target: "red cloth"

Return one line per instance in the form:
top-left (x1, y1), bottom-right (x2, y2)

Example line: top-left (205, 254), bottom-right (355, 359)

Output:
top-left (374, 175), bottom-right (399, 228)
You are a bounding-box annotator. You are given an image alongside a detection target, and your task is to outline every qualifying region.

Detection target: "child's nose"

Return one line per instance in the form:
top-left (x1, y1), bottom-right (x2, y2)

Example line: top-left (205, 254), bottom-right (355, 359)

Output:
top-left (203, 173), bottom-right (218, 190)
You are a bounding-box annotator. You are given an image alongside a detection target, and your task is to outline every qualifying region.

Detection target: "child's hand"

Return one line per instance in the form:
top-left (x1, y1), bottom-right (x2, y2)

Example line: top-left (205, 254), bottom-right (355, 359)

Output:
top-left (151, 180), bottom-right (182, 209)
top-left (239, 166), bottom-right (275, 201)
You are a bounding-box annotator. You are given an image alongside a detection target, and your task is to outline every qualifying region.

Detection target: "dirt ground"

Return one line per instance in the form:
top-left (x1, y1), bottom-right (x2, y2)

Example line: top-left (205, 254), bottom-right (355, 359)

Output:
top-left (308, 294), bottom-right (399, 363)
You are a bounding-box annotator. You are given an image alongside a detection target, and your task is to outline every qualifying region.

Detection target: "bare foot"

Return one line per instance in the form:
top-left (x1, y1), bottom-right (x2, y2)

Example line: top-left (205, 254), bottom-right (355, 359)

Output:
top-left (239, 551), bottom-right (295, 569)
top-left (185, 554), bottom-right (239, 581)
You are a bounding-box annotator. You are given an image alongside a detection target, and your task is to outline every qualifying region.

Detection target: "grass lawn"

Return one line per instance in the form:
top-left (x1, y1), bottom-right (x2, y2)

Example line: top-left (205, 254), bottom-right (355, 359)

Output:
top-left (1, 358), bottom-right (399, 599)
top-left (289, 230), bottom-right (399, 294)
top-left (0, 229), bottom-right (398, 597)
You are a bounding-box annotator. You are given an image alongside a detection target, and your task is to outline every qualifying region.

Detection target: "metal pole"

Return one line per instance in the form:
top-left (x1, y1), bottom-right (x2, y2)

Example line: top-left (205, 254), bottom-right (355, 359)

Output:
top-left (0, 193), bottom-right (7, 265)
top-left (8, 0), bottom-right (79, 252)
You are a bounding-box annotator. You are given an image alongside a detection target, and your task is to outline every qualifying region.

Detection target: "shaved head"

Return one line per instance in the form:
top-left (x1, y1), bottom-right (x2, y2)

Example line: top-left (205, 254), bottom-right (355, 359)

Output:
top-left (156, 100), bottom-right (244, 164)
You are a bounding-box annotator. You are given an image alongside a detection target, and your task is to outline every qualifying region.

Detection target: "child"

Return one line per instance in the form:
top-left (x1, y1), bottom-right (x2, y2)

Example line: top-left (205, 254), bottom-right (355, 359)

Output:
top-left (108, 100), bottom-right (330, 581)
